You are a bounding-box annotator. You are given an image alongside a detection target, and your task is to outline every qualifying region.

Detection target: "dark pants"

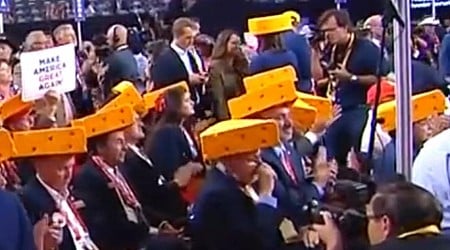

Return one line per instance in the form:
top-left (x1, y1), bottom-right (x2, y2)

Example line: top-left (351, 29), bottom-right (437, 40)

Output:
top-left (324, 106), bottom-right (368, 165)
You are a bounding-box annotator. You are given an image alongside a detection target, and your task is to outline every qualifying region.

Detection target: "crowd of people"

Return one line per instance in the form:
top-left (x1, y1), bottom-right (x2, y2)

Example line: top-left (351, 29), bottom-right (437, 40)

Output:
top-left (0, 6), bottom-right (450, 250)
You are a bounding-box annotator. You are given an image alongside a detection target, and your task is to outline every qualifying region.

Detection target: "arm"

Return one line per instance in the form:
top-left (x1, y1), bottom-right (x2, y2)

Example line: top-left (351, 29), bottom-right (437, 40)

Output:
top-left (15, 194), bottom-right (36, 250)
top-left (352, 42), bottom-right (389, 87)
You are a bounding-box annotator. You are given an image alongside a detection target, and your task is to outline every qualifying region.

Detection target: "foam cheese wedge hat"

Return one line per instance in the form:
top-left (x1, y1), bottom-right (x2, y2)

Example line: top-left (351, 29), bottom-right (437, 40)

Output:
top-left (0, 129), bottom-right (16, 161)
top-left (0, 94), bottom-right (33, 125)
top-left (143, 81), bottom-right (189, 111)
top-left (377, 89), bottom-right (446, 131)
top-left (243, 65), bottom-right (297, 93)
top-left (200, 119), bottom-right (279, 161)
top-left (283, 10), bottom-right (301, 24)
top-left (71, 105), bottom-right (135, 138)
top-left (100, 81), bottom-right (146, 115)
top-left (248, 13), bottom-right (292, 36)
top-left (11, 127), bottom-right (87, 157)
top-left (291, 99), bottom-right (317, 131)
top-left (296, 92), bottom-right (332, 120)
top-left (228, 81), bottom-right (297, 119)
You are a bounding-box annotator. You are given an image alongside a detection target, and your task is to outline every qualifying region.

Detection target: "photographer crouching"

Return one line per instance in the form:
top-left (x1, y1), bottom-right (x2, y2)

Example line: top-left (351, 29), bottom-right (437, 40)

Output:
top-left (303, 181), bottom-right (450, 250)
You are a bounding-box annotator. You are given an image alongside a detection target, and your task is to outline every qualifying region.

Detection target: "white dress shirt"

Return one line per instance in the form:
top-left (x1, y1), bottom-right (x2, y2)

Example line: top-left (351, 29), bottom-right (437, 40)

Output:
top-left (37, 176), bottom-right (92, 250)
top-left (412, 128), bottom-right (450, 230)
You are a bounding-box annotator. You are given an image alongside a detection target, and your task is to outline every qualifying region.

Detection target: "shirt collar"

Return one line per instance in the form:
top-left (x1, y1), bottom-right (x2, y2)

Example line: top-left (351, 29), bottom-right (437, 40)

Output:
top-left (170, 41), bottom-right (188, 55)
top-left (36, 174), bottom-right (69, 202)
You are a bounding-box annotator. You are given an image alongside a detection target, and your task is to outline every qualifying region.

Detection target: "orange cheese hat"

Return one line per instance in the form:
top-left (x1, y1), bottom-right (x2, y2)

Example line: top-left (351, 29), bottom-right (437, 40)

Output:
top-left (283, 10), bottom-right (301, 25)
top-left (243, 65), bottom-right (297, 93)
top-left (296, 92), bottom-right (332, 120)
top-left (143, 81), bottom-right (189, 111)
top-left (248, 13), bottom-right (292, 36)
top-left (100, 81), bottom-right (146, 115)
top-left (72, 106), bottom-right (135, 138)
top-left (228, 81), bottom-right (297, 119)
top-left (0, 129), bottom-right (16, 161)
top-left (377, 89), bottom-right (446, 131)
top-left (0, 95), bottom-right (33, 126)
top-left (290, 99), bottom-right (317, 131)
top-left (11, 127), bottom-right (87, 158)
top-left (200, 119), bottom-right (279, 160)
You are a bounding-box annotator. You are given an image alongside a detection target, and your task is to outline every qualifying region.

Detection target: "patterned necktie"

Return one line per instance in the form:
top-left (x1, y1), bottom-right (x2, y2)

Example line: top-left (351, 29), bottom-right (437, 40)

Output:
top-left (281, 149), bottom-right (298, 184)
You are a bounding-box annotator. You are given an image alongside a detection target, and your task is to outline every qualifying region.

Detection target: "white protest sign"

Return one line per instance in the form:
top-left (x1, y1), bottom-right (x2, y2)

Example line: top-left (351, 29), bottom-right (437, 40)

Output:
top-left (20, 44), bottom-right (76, 102)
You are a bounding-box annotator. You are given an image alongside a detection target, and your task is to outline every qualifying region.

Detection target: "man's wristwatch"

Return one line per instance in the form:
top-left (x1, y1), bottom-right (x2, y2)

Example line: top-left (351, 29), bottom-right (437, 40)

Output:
top-left (350, 75), bottom-right (358, 82)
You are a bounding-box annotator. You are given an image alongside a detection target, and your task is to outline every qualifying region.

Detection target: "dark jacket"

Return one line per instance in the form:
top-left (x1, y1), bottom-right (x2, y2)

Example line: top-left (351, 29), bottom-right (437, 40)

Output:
top-left (371, 234), bottom-right (450, 250)
top-left (190, 168), bottom-right (281, 250)
top-left (104, 47), bottom-right (140, 95)
top-left (21, 177), bottom-right (77, 250)
top-left (151, 46), bottom-right (189, 89)
top-left (121, 147), bottom-right (188, 228)
top-left (72, 159), bottom-right (149, 250)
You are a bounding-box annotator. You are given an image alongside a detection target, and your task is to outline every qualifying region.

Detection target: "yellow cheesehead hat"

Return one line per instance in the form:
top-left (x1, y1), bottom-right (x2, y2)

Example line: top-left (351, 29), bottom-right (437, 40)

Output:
top-left (248, 13), bottom-right (292, 36)
top-left (100, 81), bottom-right (146, 115)
top-left (228, 81), bottom-right (297, 119)
top-left (71, 106), bottom-right (135, 138)
top-left (296, 92), bottom-right (332, 120)
top-left (243, 65), bottom-right (297, 92)
top-left (200, 119), bottom-right (280, 161)
top-left (291, 99), bottom-right (317, 131)
top-left (11, 127), bottom-right (87, 157)
top-left (0, 129), bottom-right (16, 161)
top-left (377, 90), bottom-right (446, 131)
top-left (143, 81), bottom-right (189, 111)
top-left (283, 10), bottom-right (301, 24)
top-left (0, 94), bottom-right (34, 125)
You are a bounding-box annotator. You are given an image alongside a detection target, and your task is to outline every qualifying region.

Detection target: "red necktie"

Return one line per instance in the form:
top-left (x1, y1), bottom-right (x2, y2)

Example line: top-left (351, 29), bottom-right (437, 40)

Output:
top-left (281, 149), bottom-right (298, 184)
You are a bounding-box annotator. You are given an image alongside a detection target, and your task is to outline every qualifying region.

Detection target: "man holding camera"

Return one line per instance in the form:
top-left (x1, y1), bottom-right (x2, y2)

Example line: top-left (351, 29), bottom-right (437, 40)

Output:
top-left (304, 182), bottom-right (450, 250)
top-left (317, 9), bottom-right (388, 165)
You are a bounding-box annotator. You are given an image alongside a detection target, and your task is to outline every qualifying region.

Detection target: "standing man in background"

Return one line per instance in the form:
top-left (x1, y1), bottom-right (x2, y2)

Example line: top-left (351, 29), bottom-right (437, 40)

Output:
top-left (104, 24), bottom-right (140, 95)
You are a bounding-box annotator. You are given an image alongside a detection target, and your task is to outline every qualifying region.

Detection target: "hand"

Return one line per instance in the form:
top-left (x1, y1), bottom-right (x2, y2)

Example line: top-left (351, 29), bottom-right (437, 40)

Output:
top-left (173, 165), bottom-right (194, 187)
top-left (347, 148), bottom-right (362, 173)
top-left (329, 65), bottom-right (352, 81)
top-left (301, 227), bottom-right (320, 248)
top-left (309, 105), bottom-right (342, 134)
top-left (312, 212), bottom-right (342, 250)
top-left (313, 146), bottom-right (331, 188)
top-left (186, 162), bottom-right (204, 175)
top-left (327, 105), bottom-right (342, 127)
top-left (33, 214), bottom-right (63, 250)
top-left (189, 73), bottom-right (206, 85)
top-left (257, 163), bottom-right (277, 196)
top-left (158, 221), bottom-right (184, 236)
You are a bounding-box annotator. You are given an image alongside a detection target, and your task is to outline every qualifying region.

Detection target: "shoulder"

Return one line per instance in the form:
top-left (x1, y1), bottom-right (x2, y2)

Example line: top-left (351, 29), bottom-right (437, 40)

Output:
top-left (0, 189), bottom-right (20, 207)
top-left (355, 38), bottom-right (379, 52)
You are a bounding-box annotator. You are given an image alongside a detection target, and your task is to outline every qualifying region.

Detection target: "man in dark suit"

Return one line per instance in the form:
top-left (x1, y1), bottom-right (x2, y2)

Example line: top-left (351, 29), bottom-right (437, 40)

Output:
top-left (191, 119), bottom-right (282, 250)
top-left (104, 24), bottom-right (140, 96)
top-left (20, 127), bottom-right (97, 250)
top-left (150, 17), bottom-right (207, 115)
top-left (122, 113), bottom-right (193, 236)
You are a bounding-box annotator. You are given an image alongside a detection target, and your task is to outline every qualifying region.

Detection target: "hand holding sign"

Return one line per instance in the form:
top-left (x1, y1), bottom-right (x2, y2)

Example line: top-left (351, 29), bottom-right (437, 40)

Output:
top-left (20, 44), bottom-right (76, 102)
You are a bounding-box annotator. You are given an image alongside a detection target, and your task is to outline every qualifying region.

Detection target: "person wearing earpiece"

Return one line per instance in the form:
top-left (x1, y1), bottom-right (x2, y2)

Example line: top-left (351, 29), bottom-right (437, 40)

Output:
top-left (104, 24), bottom-right (140, 97)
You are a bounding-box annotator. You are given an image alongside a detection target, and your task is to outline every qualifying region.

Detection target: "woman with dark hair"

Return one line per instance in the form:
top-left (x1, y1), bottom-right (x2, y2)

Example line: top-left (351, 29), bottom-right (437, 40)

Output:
top-left (207, 29), bottom-right (248, 120)
top-left (145, 86), bottom-right (204, 205)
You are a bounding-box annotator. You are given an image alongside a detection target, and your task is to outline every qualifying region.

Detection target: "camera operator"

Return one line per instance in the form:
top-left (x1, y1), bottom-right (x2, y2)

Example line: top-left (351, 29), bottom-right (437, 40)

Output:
top-left (305, 182), bottom-right (450, 250)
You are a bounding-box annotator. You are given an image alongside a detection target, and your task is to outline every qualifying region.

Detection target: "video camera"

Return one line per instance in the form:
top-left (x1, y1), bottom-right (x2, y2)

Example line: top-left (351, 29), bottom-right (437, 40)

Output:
top-left (303, 180), bottom-right (376, 249)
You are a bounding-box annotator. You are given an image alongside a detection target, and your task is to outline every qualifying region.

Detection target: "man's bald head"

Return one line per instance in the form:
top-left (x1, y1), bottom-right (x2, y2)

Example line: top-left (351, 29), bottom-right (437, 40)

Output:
top-left (364, 15), bottom-right (383, 40)
top-left (25, 30), bottom-right (47, 51)
top-left (106, 24), bottom-right (128, 47)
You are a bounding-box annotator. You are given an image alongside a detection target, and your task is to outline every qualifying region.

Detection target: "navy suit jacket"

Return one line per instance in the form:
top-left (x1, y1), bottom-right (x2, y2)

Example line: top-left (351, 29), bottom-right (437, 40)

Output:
top-left (249, 49), bottom-right (302, 91)
top-left (104, 48), bottom-right (140, 95)
top-left (0, 190), bottom-right (35, 250)
top-left (190, 168), bottom-right (281, 250)
top-left (21, 178), bottom-right (77, 250)
top-left (72, 159), bottom-right (149, 250)
top-left (146, 124), bottom-right (200, 180)
top-left (151, 47), bottom-right (189, 89)
top-left (282, 31), bottom-right (313, 92)
top-left (261, 143), bottom-right (321, 226)
top-left (121, 148), bottom-right (188, 228)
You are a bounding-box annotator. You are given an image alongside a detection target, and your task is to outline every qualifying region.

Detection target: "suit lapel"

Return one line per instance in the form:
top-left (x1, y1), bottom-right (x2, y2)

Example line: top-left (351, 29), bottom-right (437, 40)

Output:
top-left (284, 143), bottom-right (305, 183)
top-left (262, 148), bottom-right (297, 187)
